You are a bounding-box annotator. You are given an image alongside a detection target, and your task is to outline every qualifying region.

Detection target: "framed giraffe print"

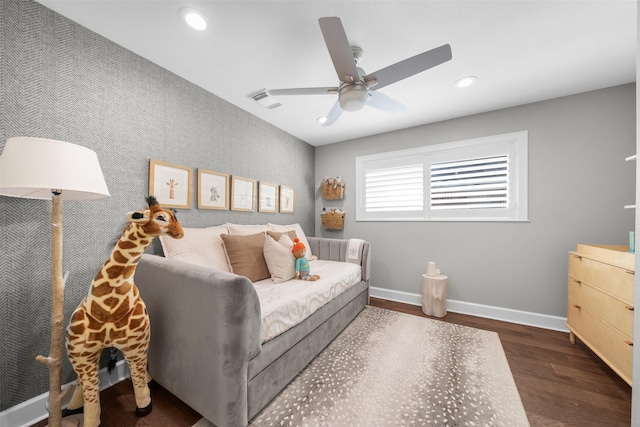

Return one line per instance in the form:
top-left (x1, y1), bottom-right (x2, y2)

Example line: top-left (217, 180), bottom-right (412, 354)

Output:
top-left (279, 185), bottom-right (295, 213)
top-left (198, 169), bottom-right (229, 210)
top-left (231, 176), bottom-right (255, 211)
top-left (149, 159), bottom-right (193, 209)
top-left (258, 182), bottom-right (278, 213)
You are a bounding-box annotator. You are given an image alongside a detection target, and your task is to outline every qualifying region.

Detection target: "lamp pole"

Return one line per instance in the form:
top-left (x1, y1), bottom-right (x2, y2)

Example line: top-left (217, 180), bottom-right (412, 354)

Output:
top-left (35, 192), bottom-right (64, 427)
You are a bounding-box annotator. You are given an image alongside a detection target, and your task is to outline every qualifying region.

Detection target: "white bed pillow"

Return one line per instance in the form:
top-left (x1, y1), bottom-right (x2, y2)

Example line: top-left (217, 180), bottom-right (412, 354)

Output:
top-left (268, 223), bottom-right (316, 260)
top-left (159, 225), bottom-right (231, 272)
top-left (276, 233), bottom-right (294, 250)
top-left (263, 235), bottom-right (296, 283)
top-left (227, 223), bottom-right (269, 236)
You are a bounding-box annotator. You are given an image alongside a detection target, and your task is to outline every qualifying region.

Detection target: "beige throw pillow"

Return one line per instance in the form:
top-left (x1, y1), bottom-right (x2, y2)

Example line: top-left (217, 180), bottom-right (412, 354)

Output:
top-left (276, 233), bottom-right (294, 250)
top-left (227, 223), bottom-right (269, 236)
top-left (268, 223), bottom-right (316, 260)
top-left (263, 235), bottom-right (296, 283)
top-left (220, 232), bottom-right (271, 282)
top-left (266, 230), bottom-right (297, 243)
top-left (159, 225), bottom-right (230, 272)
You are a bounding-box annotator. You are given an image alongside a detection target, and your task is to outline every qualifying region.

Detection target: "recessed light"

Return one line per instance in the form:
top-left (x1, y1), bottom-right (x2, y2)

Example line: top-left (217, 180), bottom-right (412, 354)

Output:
top-left (317, 117), bottom-right (328, 124)
top-left (455, 76), bottom-right (477, 88)
top-left (179, 8), bottom-right (207, 31)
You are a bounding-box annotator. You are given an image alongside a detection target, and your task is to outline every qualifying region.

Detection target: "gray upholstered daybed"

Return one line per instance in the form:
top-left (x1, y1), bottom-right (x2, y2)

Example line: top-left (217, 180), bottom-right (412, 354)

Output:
top-left (135, 234), bottom-right (371, 427)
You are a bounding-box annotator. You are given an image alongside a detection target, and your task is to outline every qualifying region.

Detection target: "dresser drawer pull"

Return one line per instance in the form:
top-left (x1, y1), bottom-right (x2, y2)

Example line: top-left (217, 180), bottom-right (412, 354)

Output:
top-left (572, 303), bottom-right (581, 309)
top-left (572, 254), bottom-right (582, 260)
top-left (625, 305), bottom-right (635, 311)
top-left (626, 270), bottom-right (635, 275)
top-left (625, 340), bottom-right (633, 346)
top-left (571, 278), bottom-right (581, 285)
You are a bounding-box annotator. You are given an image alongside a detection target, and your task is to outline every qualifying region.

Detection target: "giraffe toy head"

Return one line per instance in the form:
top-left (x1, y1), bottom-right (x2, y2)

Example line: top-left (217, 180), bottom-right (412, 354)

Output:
top-left (127, 196), bottom-right (184, 239)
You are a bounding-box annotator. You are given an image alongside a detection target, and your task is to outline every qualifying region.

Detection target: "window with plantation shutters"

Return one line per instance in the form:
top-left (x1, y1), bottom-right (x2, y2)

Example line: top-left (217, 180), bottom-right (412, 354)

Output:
top-left (430, 155), bottom-right (509, 210)
top-left (365, 163), bottom-right (424, 213)
top-left (356, 156), bottom-right (426, 220)
top-left (356, 131), bottom-right (528, 221)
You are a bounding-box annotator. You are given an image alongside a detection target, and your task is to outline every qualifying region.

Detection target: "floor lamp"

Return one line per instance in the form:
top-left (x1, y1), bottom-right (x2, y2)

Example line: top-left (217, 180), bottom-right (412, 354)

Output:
top-left (0, 137), bottom-right (110, 427)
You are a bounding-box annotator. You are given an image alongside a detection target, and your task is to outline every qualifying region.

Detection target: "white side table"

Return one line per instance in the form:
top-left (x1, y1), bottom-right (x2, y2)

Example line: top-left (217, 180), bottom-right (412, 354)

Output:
top-left (421, 274), bottom-right (448, 317)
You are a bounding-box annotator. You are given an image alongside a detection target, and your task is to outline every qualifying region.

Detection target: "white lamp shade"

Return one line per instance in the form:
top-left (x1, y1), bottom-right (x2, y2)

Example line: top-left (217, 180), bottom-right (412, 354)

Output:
top-left (0, 137), bottom-right (110, 200)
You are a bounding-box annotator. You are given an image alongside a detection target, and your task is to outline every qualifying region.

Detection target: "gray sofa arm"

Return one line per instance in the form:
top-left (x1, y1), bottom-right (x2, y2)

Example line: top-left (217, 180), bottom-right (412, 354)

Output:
top-left (307, 237), bottom-right (371, 284)
top-left (136, 254), bottom-right (261, 427)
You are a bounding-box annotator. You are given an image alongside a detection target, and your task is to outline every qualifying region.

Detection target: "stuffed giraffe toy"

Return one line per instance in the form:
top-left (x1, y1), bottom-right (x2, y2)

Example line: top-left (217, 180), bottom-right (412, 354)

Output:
top-left (64, 196), bottom-right (184, 427)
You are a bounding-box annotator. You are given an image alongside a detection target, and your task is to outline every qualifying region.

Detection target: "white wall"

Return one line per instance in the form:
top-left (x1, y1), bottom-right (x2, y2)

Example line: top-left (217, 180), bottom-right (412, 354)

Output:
top-left (316, 84), bottom-right (635, 319)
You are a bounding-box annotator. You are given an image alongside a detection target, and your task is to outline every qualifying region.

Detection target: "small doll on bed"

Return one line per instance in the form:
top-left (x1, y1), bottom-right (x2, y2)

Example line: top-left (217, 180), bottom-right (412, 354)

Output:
top-left (292, 238), bottom-right (320, 281)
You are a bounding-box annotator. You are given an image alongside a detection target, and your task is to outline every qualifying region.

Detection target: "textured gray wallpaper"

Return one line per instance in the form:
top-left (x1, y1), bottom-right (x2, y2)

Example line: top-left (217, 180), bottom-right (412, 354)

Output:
top-left (0, 0), bottom-right (315, 410)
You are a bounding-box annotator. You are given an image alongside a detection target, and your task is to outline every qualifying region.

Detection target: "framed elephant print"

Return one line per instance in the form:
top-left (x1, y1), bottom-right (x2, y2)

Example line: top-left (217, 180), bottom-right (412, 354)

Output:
top-left (198, 169), bottom-right (229, 210)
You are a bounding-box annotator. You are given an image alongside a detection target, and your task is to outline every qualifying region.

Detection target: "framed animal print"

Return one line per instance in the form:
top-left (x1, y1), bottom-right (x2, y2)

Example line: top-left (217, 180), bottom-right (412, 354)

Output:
top-left (231, 176), bottom-right (256, 212)
top-left (258, 182), bottom-right (278, 213)
top-left (149, 159), bottom-right (192, 209)
top-left (279, 185), bottom-right (295, 213)
top-left (198, 169), bottom-right (229, 210)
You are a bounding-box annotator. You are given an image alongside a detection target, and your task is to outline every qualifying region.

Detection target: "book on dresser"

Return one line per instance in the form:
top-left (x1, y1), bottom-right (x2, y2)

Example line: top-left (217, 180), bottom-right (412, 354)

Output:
top-left (567, 244), bottom-right (634, 386)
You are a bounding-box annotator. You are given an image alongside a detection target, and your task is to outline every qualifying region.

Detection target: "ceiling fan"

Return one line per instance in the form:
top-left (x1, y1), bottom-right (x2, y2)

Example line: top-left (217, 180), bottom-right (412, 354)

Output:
top-left (266, 17), bottom-right (452, 126)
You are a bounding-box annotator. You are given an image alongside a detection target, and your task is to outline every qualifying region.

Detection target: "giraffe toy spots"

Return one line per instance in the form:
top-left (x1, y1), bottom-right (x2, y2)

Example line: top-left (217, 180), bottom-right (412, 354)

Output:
top-left (65, 196), bottom-right (183, 427)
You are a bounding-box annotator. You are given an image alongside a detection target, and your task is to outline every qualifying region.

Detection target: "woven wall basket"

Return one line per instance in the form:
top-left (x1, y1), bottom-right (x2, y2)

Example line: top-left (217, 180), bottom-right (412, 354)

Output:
top-left (321, 212), bottom-right (345, 230)
top-left (321, 181), bottom-right (345, 200)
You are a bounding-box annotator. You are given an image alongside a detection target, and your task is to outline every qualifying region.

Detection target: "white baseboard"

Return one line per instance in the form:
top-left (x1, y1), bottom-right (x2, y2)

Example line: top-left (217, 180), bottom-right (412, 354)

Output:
top-left (370, 286), bottom-right (569, 333)
top-left (0, 359), bottom-right (130, 427)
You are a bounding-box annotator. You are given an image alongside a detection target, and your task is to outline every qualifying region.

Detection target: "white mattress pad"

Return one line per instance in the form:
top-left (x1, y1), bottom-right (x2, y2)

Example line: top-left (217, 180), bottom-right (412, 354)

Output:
top-left (253, 260), bottom-right (362, 343)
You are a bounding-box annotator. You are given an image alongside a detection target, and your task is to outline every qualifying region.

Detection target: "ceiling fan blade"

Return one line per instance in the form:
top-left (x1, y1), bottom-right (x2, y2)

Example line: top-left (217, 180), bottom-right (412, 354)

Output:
top-left (318, 17), bottom-right (360, 83)
top-left (365, 44), bottom-right (452, 91)
top-left (321, 101), bottom-right (343, 127)
top-left (267, 87), bottom-right (338, 96)
top-left (367, 91), bottom-right (407, 115)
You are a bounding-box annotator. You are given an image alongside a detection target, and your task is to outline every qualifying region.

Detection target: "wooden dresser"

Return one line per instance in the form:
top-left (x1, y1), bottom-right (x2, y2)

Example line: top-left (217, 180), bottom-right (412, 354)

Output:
top-left (567, 244), bottom-right (634, 385)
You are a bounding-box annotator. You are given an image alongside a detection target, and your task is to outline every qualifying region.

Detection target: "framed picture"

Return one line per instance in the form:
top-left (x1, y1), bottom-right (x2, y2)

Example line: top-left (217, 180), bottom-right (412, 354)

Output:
top-left (198, 169), bottom-right (229, 210)
top-left (149, 159), bottom-right (192, 209)
top-left (258, 182), bottom-right (278, 213)
top-left (231, 176), bottom-right (255, 211)
top-left (279, 185), bottom-right (295, 213)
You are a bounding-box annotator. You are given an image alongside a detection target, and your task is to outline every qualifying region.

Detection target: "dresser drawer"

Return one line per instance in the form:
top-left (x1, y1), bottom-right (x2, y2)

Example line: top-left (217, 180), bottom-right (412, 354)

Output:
top-left (569, 253), bottom-right (633, 302)
top-left (567, 299), bottom-right (632, 384)
top-left (568, 277), bottom-right (633, 338)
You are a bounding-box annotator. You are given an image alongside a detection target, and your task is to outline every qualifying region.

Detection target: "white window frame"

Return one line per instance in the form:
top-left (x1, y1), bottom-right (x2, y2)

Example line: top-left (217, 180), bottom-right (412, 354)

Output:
top-left (355, 131), bottom-right (528, 222)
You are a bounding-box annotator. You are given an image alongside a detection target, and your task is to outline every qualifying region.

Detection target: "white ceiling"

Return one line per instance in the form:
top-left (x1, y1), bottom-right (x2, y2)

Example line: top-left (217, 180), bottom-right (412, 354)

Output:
top-left (36, 1), bottom-right (636, 146)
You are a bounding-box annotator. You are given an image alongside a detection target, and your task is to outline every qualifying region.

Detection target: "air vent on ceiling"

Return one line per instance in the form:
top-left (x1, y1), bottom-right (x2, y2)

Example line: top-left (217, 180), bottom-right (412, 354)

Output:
top-left (250, 89), bottom-right (283, 109)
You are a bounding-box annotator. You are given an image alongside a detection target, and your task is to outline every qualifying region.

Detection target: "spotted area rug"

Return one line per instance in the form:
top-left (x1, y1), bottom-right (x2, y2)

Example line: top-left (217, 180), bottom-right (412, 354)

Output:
top-left (194, 306), bottom-right (529, 427)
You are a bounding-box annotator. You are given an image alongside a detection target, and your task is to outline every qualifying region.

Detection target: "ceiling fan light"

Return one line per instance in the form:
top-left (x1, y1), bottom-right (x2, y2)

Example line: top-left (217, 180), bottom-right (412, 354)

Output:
top-left (179, 8), bottom-right (207, 30)
top-left (455, 76), bottom-right (477, 88)
top-left (339, 84), bottom-right (368, 112)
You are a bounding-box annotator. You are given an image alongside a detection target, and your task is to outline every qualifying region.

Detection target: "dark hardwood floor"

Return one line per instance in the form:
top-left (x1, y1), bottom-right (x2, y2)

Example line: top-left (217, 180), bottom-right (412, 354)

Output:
top-left (31, 379), bottom-right (202, 427)
top-left (33, 298), bottom-right (631, 427)
top-left (371, 298), bottom-right (631, 427)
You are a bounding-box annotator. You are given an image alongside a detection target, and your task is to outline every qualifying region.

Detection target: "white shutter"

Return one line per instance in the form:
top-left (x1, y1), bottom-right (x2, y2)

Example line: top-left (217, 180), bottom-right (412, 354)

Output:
top-left (430, 155), bottom-right (509, 210)
top-left (365, 164), bottom-right (424, 212)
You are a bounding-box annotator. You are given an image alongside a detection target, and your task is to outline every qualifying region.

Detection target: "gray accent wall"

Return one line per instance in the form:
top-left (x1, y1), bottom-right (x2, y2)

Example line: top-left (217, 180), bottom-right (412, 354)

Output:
top-left (0, 0), bottom-right (314, 410)
top-left (316, 84), bottom-right (635, 318)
